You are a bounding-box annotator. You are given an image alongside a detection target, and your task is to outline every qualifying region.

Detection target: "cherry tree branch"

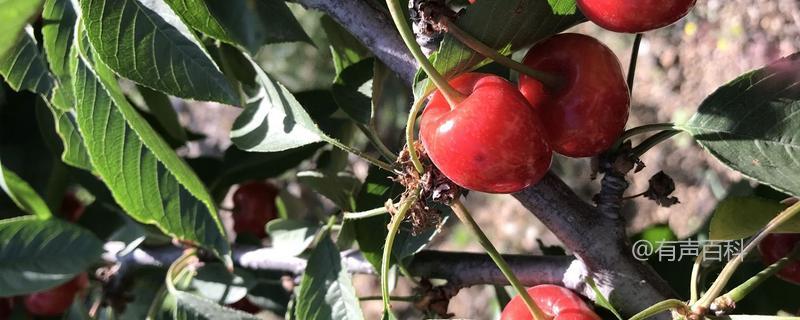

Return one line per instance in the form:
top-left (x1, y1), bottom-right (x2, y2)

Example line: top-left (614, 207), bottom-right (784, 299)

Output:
top-left (103, 243), bottom-right (593, 295)
top-left (289, 1), bottom-right (675, 317)
top-left (513, 173), bottom-right (676, 318)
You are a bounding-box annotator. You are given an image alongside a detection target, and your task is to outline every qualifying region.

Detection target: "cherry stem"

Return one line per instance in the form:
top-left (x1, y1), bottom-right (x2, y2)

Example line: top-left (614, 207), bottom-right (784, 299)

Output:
top-left (689, 252), bottom-right (703, 304)
top-left (147, 249), bottom-right (199, 319)
top-left (145, 285), bottom-right (169, 320)
top-left (356, 123), bottom-right (398, 161)
top-left (381, 189), bottom-right (418, 316)
top-left (610, 123), bottom-right (679, 153)
top-left (360, 295), bottom-right (417, 302)
top-left (165, 249), bottom-right (198, 293)
top-left (343, 206), bottom-right (390, 220)
top-left (720, 243), bottom-right (800, 304)
top-left (324, 137), bottom-right (395, 172)
top-left (450, 199), bottom-right (548, 320)
top-left (622, 190), bottom-right (646, 200)
top-left (692, 201), bottom-right (800, 314)
top-left (405, 95), bottom-right (431, 174)
top-left (311, 215), bottom-right (338, 247)
top-left (631, 130), bottom-right (681, 157)
top-left (620, 123), bottom-right (679, 142)
top-left (627, 34), bottom-right (643, 95)
top-left (385, 0), bottom-right (465, 107)
top-left (627, 299), bottom-right (688, 320)
top-left (442, 18), bottom-right (562, 89)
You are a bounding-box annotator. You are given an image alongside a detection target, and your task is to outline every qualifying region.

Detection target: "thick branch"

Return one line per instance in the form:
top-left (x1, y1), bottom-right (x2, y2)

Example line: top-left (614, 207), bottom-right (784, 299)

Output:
top-left (103, 243), bottom-right (583, 289)
top-left (514, 173), bottom-right (675, 318)
top-left (409, 251), bottom-right (576, 288)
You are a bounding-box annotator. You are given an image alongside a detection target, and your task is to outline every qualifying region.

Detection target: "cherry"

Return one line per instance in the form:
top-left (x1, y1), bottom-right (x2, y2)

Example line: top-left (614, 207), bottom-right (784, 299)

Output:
top-left (576, 0), bottom-right (696, 33)
top-left (232, 181), bottom-right (279, 239)
top-left (501, 285), bottom-right (601, 320)
top-left (519, 33), bottom-right (630, 158)
top-left (24, 273), bottom-right (88, 317)
top-left (758, 233), bottom-right (800, 285)
top-left (59, 192), bottom-right (85, 222)
top-left (419, 72), bottom-right (552, 194)
top-left (228, 297), bottom-right (261, 314)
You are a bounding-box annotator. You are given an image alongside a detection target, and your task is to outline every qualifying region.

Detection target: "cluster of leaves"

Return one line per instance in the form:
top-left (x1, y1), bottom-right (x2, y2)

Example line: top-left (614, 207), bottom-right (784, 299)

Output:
top-left (0, 0), bottom-right (402, 318)
top-left (0, 0), bottom-right (799, 319)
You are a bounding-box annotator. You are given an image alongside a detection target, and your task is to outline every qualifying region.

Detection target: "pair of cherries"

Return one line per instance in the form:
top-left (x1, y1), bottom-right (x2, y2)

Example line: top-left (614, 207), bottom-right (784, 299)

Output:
top-left (420, 33), bottom-right (629, 193)
top-left (421, 0), bottom-right (698, 194)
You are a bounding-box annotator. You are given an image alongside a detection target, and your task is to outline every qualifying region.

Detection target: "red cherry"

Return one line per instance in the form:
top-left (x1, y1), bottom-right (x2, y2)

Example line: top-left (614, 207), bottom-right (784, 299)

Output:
top-left (419, 73), bottom-right (552, 193)
top-left (59, 192), bottom-right (85, 222)
top-left (501, 285), bottom-right (601, 320)
top-left (519, 33), bottom-right (630, 158)
top-left (228, 297), bottom-right (261, 314)
top-left (576, 0), bottom-right (696, 33)
top-left (758, 233), bottom-right (800, 285)
top-left (232, 181), bottom-right (279, 238)
top-left (24, 273), bottom-right (89, 316)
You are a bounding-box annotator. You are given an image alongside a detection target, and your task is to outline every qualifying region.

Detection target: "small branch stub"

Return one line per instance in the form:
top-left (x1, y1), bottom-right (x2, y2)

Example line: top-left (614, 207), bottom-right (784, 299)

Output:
top-left (394, 141), bottom-right (461, 234)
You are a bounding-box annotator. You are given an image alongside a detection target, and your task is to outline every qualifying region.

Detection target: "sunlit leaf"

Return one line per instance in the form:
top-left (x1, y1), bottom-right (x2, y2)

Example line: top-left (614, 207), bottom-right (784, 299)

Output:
top-left (80, 0), bottom-right (238, 104)
top-left (0, 0), bottom-right (43, 59)
top-left (73, 28), bottom-right (231, 264)
top-left (684, 53), bottom-right (800, 197)
top-left (294, 234), bottom-right (364, 320)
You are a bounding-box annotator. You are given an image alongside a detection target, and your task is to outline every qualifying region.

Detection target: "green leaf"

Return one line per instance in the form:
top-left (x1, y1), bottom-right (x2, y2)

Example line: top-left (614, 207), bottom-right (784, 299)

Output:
top-left (0, 164), bottom-right (52, 219)
top-left (0, 30), bottom-right (54, 95)
top-left (0, 0), bottom-right (43, 59)
top-left (331, 58), bottom-right (374, 125)
top-left (297, 170), bottom-right (360, 211)
top-left (39, 2), bottom-right (94, 171)
top-left (42, 0), bottom-right (77, 84)
top-left (424, 0), bottom-right (584, 90)
top-left (266, 219), bottom-right (320, 257)
top-left (117, 270), bottom-right (166, 320)
top-left (684, 53), bottom-right (800, 197)
top-left (80, 0), bottom-right (238, 105)
top-left (173, 291), bottom-right (260, 320)
top-left (548, 0), bottom-right (577, 15)
top-left (45, 105), bottom-right (93, 171)
top-left (320, 15), bottom-right (370, 74)
top-left (230, 56), bottom-right (325, 152)
top-left (708, 197), bottom-right (800, 240)
top-left (73, 29), bottom-right (231, 264)
top-left (191, 263), bottom-right (256, 305)
top-left (391, 206), bottom-right (450, 259)
top-left (586, 277), bottom-right (623, 320)
top-left (0, 216), bottom-right (103, 296)
top-left (352, 167), bottom-right (398, 269)
top-left (350, 167), bottom-right (448, 270)
top-left (252, 0), bottom-right (312, 45)
top-left (165, 0), bottom-right (311, 53)
top-left (294, 234), bottom-right (364, 320)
